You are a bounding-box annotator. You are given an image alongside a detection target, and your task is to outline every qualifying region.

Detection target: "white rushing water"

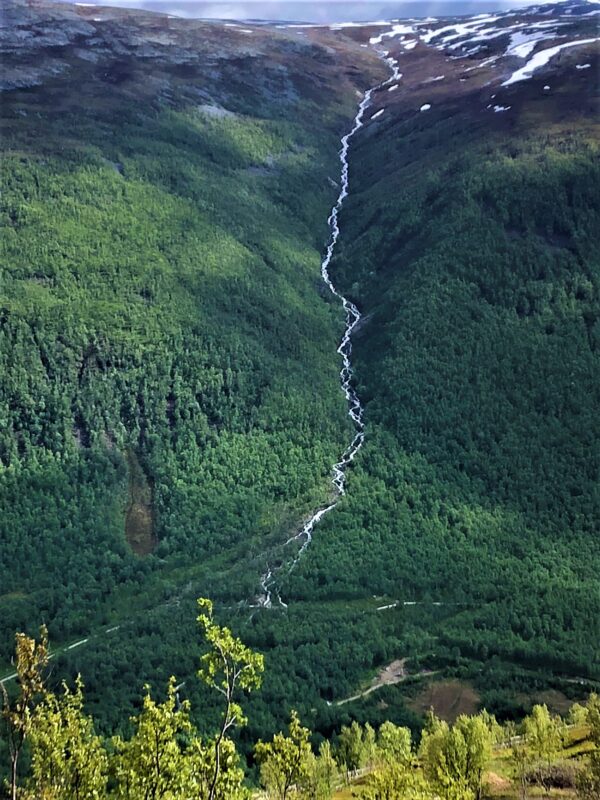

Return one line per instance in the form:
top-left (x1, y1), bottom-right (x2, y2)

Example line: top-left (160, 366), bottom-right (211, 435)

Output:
top-left (257, 60), bottom-right (400, 609)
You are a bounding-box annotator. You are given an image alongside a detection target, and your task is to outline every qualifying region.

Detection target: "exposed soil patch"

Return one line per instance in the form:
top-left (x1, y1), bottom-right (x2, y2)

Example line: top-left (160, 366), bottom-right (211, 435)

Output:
top-left (377, 658), bottom-right (409, 686)
top-left (335, 658), bottom-right (432, 706)
top-left (516, 689), bottom-right (580, 716)
top-left (408, 679), bottom-right (480, 722)
top-left (486, 771), bottom-right (512, 792)
top-left (125, 449), bottom-right (156, 556)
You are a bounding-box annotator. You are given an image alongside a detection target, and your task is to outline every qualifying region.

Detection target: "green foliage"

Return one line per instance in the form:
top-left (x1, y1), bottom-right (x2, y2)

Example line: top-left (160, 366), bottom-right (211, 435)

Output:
top-left (336, 720), bottom-right (376, 773)
top-left (510, 736), bottom-right (531, 800)
top-left (362, 722), bottom-right (421, 800)
top-left (377, 721), bottom-right (412, 768)
top-left (303, 741), bottom-right (339, 800)
top-left (509, 703), bottom-right (570, 799)
top-left (524, 704), bottom-right (566, 770)
top-left (3, 624), bottom-right (599, 799)
top-left (0, 15), bottom-right (358, 688)
top-left (363, 765), bottom-right (434, 800)
top-left (111, 678), bottom-right (193, 800)
top-left (2, 1), bottom-right (599, 758)
top-left (4, 614), bottom-right (257, 799)
top-left (197, 598), bottom-right (264, 725)
top-left (283, 105), bottom-right (600, 708)
top-left (419, 712), bottom-right (493, 800)
top-left (26, 678), bottom-right (107, 800)
top-left (1, 627), bottom-right (48, 800)
top-left (255, 710), bottom-right (312, 799)
top-left (197, 597), bottom-right (263, 800)
top-left (576, 694), bottom-right (600, 800)
top-left (109, 678), bottom-right (251, 800)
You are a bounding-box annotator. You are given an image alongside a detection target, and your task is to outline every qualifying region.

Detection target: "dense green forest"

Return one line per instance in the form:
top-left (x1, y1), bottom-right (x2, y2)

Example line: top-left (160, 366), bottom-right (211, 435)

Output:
top-left (2, 614), bottom-right (600, 799)
top-left (0, 2), bottom-right (391, 747)
top-left (284, 67), bottom-right (600, 689)
top-left (2, 0), bottom-right (600, 770)
top-left (0, 4), bottom-right (383, 670)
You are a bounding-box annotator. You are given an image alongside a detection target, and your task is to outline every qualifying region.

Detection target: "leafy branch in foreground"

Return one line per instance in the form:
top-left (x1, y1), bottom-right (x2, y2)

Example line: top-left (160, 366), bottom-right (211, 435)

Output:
top-left (255, 710), bottom-right (313, 800)
top-left (576, 693), bottom-right (600, 800)
top-left (27, 677), bottom-right (107, 800)
top-left (2, 612), bottom-right (599, 800)
top-left (197, 598), bottom-right (264, 800)
top-left (1, 626), bottom-right (48, 800)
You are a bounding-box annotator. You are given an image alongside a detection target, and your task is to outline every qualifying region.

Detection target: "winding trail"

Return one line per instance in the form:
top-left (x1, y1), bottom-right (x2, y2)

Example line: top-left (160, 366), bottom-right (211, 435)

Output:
top-left (257, 57), bottom-right (400, 608)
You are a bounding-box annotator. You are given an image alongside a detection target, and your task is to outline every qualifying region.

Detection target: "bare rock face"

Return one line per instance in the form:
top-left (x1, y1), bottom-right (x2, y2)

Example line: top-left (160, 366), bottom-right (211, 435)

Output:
top-left (0, 0), bottom-right (384, 110)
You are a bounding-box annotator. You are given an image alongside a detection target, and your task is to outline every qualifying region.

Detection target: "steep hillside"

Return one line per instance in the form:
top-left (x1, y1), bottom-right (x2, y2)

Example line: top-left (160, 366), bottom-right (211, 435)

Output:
top-left (282, 0), bottom-right (600, 711)
top-left (0, 0), bottom-right (385, 675)
top-left (1, 0), bottom-right (599, 750)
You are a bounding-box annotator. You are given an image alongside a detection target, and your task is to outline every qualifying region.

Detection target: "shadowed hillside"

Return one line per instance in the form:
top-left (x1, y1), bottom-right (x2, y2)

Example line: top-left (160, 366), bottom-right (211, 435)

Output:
top-left (1, 0), bottom-right (599, 759)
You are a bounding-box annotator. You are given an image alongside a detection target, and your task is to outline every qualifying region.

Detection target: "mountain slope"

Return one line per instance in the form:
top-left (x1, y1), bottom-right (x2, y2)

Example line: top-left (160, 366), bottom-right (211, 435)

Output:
top-left (283, 0), bottom-right (600, 704)
top-left (1, 0), bottom-right (599, 745)
top-left (0, 0), bottom-right (386, 661)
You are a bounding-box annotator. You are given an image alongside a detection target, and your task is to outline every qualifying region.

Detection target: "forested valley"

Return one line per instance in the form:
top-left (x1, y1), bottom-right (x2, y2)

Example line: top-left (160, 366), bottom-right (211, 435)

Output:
top-left (1, 0), bottom-right (600, 794)
top-left (2, 607), bottom-right (600, 799)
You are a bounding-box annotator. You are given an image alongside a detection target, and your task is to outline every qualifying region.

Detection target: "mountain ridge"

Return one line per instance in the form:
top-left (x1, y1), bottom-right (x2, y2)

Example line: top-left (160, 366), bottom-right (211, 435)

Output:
top-left (1, 0), bottom-right (599, 752)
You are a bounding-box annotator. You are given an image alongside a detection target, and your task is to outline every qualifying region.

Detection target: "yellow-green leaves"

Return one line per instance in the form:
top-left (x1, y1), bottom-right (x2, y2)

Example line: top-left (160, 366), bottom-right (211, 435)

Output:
top-left (1, 627), bottom-right (49, 800)
top-left (109, 674), bottom-right (252, 800)
top-left (255, 710), bottom-right (313, 800)
top-left (419, 712), bottom-right (494, 800)
top-left (111, 675), bottom-right (250, 800)
top-left (509, 702), bottom-right (569, 799)
top-left (27, 677), bottom-right (108, 800)
top-left (576, 694), bottom-right (600, 799)
top-left (362, 722), bottom-right (423, 800)
top-left (108, 595), bottom-right (266, 800)
top-left (524, 704), bottom-right (566, 767)
top-left (363, 764), bottom-right (433, 800)
top-left (111, 677), bottom-right (193, 800)
top-left (587, 693), bottom-right (600, 747)
top-left (197, 597), bottom-right (264, 708)
top-left (377, 721), bottom-right (412, 768)
top-left (197, 597), bottom-right (263, 800)
top-left (337, 720), bottom-right (376, 773)
top-left (187, 736), bottom-right (250, 800)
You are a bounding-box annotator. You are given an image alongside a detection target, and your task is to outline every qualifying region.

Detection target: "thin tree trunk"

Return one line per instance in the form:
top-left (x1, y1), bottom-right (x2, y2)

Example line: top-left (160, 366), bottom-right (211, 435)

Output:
top-left (11, 750), bottom-right (18, 800)
top-left (208, 736), bottom-right (221, 800)
top-left (208, 699), bottom-right (230, 800)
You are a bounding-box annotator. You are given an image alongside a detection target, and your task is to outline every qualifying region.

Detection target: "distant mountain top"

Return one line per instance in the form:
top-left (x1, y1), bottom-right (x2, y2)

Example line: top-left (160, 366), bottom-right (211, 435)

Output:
top-left (13, 0), bottom-right (600, 23)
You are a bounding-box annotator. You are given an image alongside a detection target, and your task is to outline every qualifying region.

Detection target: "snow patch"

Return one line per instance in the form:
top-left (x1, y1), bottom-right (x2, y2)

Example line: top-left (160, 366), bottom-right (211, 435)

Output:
top-left (502, 37), bottom-right (600, 86)
top-left (330, 20), bottom-right (389, 29)
top-left (371, 109), bottom-right (385, 119)
top-left (369, 23), bottom-right (416, 46)
top-left (420, 103), bottom-right (431, 111)
top-left (576, 63), bottom-right (591, 69)
top-left (504, 23), bottom-right (571, 60)
top-left (420, 16), bottom-right (500, 47)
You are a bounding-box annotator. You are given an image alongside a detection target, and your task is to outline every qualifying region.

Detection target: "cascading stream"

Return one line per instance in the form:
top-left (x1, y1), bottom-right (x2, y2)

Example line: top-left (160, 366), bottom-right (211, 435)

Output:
top-left (257, 57), bottom-right (400, 609)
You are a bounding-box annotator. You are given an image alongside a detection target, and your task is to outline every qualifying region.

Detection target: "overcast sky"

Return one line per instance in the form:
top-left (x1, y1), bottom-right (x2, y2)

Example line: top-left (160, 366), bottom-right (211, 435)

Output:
top-left (67, 0), bottom-right (545, 21)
